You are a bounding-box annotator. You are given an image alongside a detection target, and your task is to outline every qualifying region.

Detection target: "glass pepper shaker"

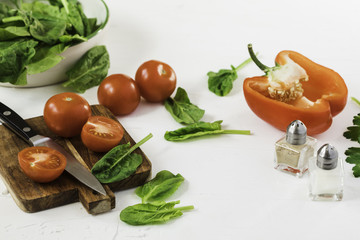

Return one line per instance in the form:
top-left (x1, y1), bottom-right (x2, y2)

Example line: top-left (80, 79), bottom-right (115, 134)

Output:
top-left (309, 144), bottom-right (344, 201)
top-left (274, 120), bottom-right (317, 177)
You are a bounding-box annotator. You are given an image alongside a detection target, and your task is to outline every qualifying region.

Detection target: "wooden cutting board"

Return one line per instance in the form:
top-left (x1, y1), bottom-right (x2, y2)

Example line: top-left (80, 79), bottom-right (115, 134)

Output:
top-left (0, 105), bottom-right (152, 215)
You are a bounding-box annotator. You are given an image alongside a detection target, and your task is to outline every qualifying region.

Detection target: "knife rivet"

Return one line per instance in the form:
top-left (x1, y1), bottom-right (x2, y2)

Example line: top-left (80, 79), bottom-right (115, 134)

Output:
top-left (3, 111), bottom-right (11, 116)
top-left (23, 127), bottom-right (31, 132)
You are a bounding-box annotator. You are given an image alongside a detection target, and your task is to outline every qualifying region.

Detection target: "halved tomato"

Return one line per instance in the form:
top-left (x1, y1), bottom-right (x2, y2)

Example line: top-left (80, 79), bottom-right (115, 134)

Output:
top-left (81, 116), bottom-right (124, 152)
top-left (18, 146), bottom-right (67, 183)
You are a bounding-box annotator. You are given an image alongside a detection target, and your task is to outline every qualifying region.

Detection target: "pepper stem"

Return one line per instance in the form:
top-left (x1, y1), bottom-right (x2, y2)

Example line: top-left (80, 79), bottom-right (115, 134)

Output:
top-left (351, 97), bottom-right (360, 107)
top-left (247, 44), bottom-right (269, 72)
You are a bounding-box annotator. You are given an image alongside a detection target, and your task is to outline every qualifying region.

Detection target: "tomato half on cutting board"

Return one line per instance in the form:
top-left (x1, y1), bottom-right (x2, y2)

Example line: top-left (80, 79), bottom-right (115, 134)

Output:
top-left (81, 116), bottom-right (124, 152)
top-left (18, 146), bottom-right (67, 183)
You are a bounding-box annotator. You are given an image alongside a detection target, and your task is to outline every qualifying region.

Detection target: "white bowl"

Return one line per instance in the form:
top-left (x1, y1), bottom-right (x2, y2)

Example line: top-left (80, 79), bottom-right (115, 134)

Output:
top-left (0, 0), bottom-right (109, 88)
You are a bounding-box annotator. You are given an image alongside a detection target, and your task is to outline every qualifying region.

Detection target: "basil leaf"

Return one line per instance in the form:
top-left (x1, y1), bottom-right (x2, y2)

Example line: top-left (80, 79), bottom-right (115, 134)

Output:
top-left (164, 120), bottom-right (251, 141)
top-left (135, 170), bottom-right (184, 203)
top-left (63, 45), bottom-right (110, 93)
top-left (91, 134), bottom-right (153, 184)
top-left (120, 201), bottom-right (194, 226)
top-left (165, 87), bottom-right (205, 125)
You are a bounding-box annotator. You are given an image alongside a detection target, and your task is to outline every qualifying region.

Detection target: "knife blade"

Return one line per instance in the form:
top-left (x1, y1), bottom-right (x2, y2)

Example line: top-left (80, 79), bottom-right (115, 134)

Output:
top-left (0, 102), bottom-right (106, 196)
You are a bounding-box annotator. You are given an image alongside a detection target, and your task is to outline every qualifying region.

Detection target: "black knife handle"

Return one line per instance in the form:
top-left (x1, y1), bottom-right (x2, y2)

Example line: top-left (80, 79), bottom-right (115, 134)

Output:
top-left (0, 102), bottom-right (37, 144)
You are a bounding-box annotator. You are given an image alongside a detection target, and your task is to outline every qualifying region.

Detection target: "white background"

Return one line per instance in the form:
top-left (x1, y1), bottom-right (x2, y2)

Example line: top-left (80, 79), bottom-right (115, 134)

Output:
top-left (1, 0), bottom-right (360, 239)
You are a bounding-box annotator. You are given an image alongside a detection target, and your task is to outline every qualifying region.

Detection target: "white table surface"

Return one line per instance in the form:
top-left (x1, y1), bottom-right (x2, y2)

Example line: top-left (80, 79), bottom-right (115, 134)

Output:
top-left (1, 0), bottom-right (360, 239)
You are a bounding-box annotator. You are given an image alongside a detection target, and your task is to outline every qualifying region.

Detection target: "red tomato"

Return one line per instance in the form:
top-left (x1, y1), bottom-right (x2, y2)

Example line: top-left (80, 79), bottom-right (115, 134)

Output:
top-left (135, 60), bottom-right (177, 102)
top-left (18, 146), bottom-right (67, 183)
top-left (97, 74), bottom-right (140, 115)
top-left (44, 92), bottom-right (92, 138)
top-left (81, 116), bottom-right (124, 152)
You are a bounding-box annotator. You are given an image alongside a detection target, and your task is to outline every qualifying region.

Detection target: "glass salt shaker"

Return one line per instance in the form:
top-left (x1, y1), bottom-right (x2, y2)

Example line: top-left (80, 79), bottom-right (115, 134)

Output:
top-left (309, 144), bottom-right (344, 201)
top-left (274, 120), bottom-right (317, 177)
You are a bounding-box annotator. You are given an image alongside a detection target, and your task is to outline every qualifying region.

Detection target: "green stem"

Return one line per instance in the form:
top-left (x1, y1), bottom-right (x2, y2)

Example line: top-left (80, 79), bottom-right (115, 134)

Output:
top-left (222, 130), bottom-right (251, 135)
top-left (61, 0), bottom-right (70, 15)
top-left (351, 97), bottom-right (360, 107)
top-left (2, 16), bottom-right (23, 23)
top-left (234, 56), bottom-right (253, 71)
top-left (111, 133), bottom-right (153, 169)
top-left (154, 205), bottom-right (194, 214)
top-left (127, 133), bottom-right (153, 156)
top-left (174, 205), bottom-right (195, 211)
top-left (247, 43), bottom-right (269, 72)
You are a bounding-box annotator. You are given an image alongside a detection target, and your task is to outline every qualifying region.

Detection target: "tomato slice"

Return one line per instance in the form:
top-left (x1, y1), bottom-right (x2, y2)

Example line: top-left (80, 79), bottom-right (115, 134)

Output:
top-left (18, 146), bottom-right (67, 183)
top-left (81, 116), bottom-right (124, 152)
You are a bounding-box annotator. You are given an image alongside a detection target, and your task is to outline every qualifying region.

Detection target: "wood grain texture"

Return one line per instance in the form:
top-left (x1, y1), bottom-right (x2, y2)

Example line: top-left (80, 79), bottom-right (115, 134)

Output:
top-left (0, 105), bottom-right (151, 214)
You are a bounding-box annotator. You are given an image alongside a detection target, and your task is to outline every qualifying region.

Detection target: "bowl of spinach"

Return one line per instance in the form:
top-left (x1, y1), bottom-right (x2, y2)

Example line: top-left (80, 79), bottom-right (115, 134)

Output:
top-left (0, 0), bottom-right (109, 88)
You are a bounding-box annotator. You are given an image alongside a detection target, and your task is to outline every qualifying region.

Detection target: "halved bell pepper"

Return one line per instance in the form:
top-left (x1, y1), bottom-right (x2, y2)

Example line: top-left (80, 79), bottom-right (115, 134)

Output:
top-left (243, 44), bottom-right (348, 135)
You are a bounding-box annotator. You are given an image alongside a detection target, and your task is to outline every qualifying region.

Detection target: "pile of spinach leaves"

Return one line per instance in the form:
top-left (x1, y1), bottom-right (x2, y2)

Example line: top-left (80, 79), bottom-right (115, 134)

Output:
top-left (0, 0), bottom-right (108, 89)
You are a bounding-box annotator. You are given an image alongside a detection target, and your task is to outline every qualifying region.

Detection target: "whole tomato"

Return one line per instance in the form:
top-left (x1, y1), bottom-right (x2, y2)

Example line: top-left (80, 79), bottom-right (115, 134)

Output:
top-left (97, 74), bottom-right (140, 115)
top-left (81, 116), bottom-right (124, 152)
top-left (44, 92), bottom-right (91, 138)
top-left (18, 146), bottom-right (67, 183)
top-left (135, 60), bottom-right (177, 102)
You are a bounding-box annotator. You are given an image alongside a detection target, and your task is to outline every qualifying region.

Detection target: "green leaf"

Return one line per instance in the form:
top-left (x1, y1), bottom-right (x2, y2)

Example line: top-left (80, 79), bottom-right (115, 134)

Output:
top-left (207, 56), bottom-right (253, 96)
top-left (207, 66), bottom-right (238, 97)
top-left (343, 108), bottom-right (360, 177)
top-left (165, 87), bottom-right (205, 125)
top-left (343, 114), bottom-right (360, 143)
top-left (0, 39), bottom-right (37, 84)
top-left (27, 43), bottom-right (68, 74)
top-left (120, 201), bottom-right (194, 226)
top-left (65, 2), bottom-right (85, 36)
top-left (135, 170), bottom-right (184, 203)
top-left (91, 133), bottom-right (153, 183)
top-left (63, 45), bottom-right (110, 93)
top-left (29, 18), bottom-right (67, 44)
top-left (0, 26), bottom-right (30, 40)
top-left (58, 33), bottom-right (87, 44)
top-left (164, 120), bottom-right (251, 142)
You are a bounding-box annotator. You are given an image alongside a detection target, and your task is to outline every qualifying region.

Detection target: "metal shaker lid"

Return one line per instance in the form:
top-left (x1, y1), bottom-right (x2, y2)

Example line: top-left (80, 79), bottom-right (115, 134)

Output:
top-left (316, 144), bottom-right (338, 170)
top-left (285, 120), bottom-right (307, 145)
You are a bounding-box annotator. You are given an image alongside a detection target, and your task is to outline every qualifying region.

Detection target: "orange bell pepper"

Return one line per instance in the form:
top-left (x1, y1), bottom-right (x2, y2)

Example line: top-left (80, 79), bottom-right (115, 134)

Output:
top-left (243, 44), bottom-right (348, 135)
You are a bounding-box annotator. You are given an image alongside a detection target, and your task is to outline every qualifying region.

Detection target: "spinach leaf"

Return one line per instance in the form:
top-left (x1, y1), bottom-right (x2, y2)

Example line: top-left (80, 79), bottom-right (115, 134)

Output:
top-left (63, 45), bottom-right (110, 93)
top-left (164, 120), bottom-right (251, 141)
top-left (65, 1), bottom-right (85, 36)
top-left (0, 26), bottom-right (30, 40)
top-left (120, 201), bottom-right (194, 226)
top-left (27, 43), bottom-right (68, 74)
top-left (29, 18), bottom-right (67, 45)
top-left (135, 170), bottom-right (184, 203)
top-left (207, 56), bottom-right (253, 96)
top-left (165, 87), bottom-right (205, 125)
top-left (0, 39), bottom-right (37, 85)
top-left (59, 33), bottom-right (87, 44)
top-left (91, 133), bottom-right (153, 184)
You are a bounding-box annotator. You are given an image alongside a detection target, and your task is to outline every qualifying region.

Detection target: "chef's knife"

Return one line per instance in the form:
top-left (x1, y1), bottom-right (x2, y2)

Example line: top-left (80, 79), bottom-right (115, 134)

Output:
top-left (0, 102), bottom-right (107, 196)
